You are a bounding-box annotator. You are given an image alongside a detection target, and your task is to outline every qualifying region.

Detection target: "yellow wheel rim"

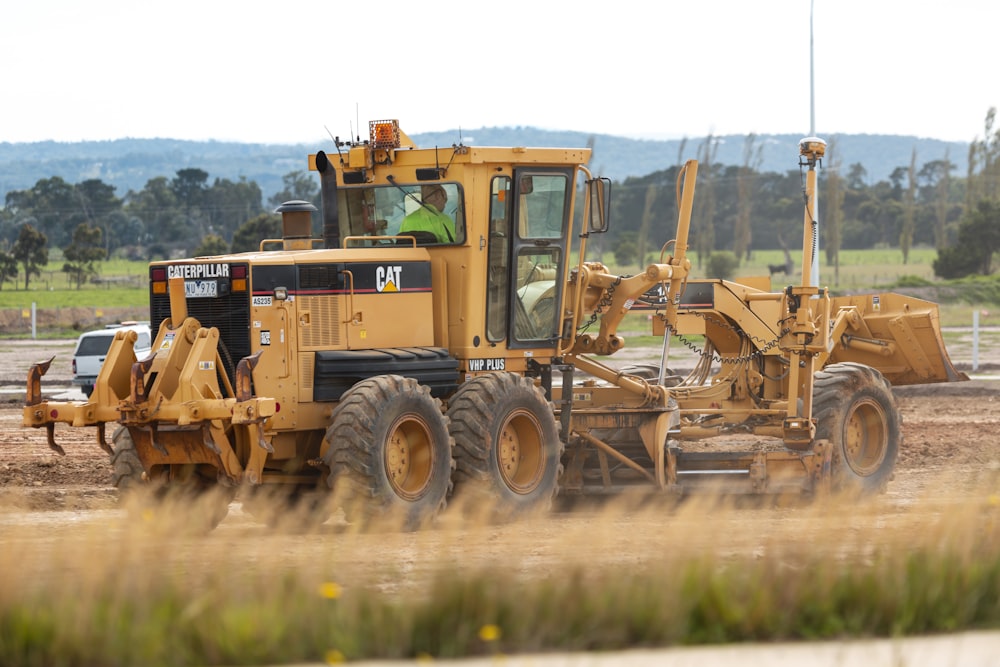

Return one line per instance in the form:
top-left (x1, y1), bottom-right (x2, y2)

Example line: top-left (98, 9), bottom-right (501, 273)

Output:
top-left (843, 398), bottom-right (888, 476)
top-left (384, 415), bottom-right (434, 500)
top-left (497, 409), bottom-right (545, 494)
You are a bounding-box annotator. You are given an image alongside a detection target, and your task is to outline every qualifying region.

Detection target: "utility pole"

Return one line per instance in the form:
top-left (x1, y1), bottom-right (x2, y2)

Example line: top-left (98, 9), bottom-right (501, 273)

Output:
top-left (810, 0), bottom-right (816, 137)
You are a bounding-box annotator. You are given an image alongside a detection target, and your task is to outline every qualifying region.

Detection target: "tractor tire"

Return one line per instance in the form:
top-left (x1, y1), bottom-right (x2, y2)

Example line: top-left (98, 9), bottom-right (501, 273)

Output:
top-left (447, 373), bottom-right (563, 519)
top-left (110, 426), bottom-right (145, 494)
top-left (323, 375), bottom-right (454, 531)
top-left (812, 362), bottom-right (901, 496)
top-left (110, 426), bottom-right (234, 531)
top-left (241, 486), bottom-right (330, 532)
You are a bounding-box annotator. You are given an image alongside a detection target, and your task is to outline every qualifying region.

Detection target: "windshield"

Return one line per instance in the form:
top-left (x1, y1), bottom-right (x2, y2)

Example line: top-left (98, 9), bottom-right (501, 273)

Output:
top-left (336, 183), bottom-right (465, 245)
top-left (76, 334), bottom-right (114, 356)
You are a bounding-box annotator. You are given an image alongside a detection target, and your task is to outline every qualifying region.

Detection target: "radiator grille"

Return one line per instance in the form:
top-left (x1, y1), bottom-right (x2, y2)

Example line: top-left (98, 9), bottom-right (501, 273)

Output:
top-left (150, 264), bottom-right (251, 387)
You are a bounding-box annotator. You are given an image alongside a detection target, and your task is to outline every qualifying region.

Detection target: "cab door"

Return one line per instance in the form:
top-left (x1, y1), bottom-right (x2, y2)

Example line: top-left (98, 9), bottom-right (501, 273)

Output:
top-left (506, 168), bottom-right (573, 349)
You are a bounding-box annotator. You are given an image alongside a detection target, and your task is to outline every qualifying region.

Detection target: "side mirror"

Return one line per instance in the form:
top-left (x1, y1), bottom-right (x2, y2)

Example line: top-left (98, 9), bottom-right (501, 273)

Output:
top-left (587, 177), bottom-right (611, 233)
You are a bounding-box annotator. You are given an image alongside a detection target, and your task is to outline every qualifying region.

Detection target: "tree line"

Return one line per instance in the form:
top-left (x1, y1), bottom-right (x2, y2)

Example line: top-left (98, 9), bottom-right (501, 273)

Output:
top-left (3, 110), bottom-right (1000, 290)
top-left (0, 168), bottom-right (318, 289)
top-left (609, 109), bottom-right (1000, 282)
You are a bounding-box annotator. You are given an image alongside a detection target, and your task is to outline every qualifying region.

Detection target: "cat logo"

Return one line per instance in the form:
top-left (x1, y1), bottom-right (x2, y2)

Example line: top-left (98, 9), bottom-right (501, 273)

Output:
top-left (375, 265), bottom-right (402, 293)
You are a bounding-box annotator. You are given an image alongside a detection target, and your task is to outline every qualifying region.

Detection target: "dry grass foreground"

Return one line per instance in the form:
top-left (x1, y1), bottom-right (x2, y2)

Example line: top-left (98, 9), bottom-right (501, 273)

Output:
top-left (1, 470), bottom-right (999, 665)
top-left (1, 375), bottom-right (999, 664)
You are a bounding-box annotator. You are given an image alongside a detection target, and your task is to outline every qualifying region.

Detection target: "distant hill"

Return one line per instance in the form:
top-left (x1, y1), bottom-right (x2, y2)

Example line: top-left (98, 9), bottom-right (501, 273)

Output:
top-left (0, 130), bottom-right (969, 203)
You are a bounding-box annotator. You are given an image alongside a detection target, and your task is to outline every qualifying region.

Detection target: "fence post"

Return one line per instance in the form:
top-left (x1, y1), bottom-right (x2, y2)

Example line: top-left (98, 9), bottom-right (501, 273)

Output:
top-left (972, 310), bottom-right (979, 373)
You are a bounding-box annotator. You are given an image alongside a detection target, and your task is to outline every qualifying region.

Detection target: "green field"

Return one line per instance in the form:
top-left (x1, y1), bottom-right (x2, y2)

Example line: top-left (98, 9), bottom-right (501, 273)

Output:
top-left (1, 248), bottom-right (996, 332)
top-left (0, 259), bottom-right (148, 309)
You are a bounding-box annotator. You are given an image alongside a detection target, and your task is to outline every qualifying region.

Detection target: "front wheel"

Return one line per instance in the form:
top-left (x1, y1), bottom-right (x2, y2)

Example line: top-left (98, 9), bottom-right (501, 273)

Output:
top-left (110, 426), bottom-right (145, 494)
top-left (447, 373), bottom-right (563, 519)
top-left (324, 375), bottom-right (454, 531)
top-left (110, 426), bottom-right (234, 531)
top-left (813, 363), bottom-right (901, 495)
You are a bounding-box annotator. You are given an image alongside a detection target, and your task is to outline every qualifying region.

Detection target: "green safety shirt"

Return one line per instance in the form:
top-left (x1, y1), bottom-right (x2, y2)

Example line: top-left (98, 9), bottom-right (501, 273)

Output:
top-left (399, 205), bottom-right (456, 243)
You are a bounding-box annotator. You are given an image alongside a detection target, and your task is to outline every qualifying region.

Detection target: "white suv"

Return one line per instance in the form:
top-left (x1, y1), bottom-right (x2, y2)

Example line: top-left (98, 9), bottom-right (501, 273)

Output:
top-left (71, 322), bottom-right (153, 397)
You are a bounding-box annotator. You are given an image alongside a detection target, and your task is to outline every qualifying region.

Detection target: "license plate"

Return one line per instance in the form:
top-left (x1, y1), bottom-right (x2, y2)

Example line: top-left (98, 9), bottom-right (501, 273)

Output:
top-left (185, 279), bottom-right (217, 298)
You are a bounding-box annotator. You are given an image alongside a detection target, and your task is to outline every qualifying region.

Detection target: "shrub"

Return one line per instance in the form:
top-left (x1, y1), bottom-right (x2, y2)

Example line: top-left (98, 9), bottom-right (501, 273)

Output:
top-left (706, 252), bottom-right (739, 280)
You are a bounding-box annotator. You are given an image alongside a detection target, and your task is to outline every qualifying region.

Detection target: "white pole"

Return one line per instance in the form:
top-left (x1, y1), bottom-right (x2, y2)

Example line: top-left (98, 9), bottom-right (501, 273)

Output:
top-left (810, 0), bottom-right (816, 136)
top-left (31, 302), bottom-right (37, 340)
top-left (972, 310), bottom-right (979, 373)
top-left (809, 0), bottom-right (820, 288)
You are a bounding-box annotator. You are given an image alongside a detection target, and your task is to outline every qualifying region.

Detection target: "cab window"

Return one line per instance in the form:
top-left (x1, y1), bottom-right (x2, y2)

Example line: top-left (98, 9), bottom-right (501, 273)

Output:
top-left (516, 174), bottom-right (568, 240)
top-left (336, 183), bottom-right (465, 245)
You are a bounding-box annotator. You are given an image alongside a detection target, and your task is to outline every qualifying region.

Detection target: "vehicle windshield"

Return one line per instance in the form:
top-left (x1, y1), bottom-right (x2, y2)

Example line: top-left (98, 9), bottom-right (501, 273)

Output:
top-left (76, 329), bottom-right (150, 356)
top-left (76, 335), bottom-right (114, 356)
top-left (336, 183), bottom-right (465, 245)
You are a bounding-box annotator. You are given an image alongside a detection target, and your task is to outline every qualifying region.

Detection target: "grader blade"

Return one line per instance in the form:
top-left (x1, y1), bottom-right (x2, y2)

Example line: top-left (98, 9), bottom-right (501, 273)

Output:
top-left (828, 293), bottom-right (968, 385)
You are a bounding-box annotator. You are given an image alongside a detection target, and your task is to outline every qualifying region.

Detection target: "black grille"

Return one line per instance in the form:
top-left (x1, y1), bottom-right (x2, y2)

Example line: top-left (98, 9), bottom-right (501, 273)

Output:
top-left (299, 264), bottom-right (343, 290)
top-left (150, 263), bottom-right (251, 388)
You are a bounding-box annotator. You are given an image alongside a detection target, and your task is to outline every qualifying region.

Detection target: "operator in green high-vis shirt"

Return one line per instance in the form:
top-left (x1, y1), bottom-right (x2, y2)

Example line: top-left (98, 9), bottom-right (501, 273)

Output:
top-left (400, 184), bottom-right (456, 243)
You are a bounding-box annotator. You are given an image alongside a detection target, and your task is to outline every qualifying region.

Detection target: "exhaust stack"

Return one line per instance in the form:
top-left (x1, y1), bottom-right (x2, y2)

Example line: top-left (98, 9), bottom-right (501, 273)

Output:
top-left (274, 200), bottom-right (317, 251)
top-left (315, 151), bottom-right (341, 249)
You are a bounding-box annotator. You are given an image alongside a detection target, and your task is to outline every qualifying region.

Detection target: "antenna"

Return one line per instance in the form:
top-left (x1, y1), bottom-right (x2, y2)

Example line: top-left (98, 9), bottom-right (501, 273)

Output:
top-left (324, 125), bottom-right (343, 158)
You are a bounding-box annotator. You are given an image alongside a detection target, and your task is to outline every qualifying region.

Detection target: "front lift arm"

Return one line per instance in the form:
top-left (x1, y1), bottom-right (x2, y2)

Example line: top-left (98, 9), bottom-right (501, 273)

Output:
top-left (563, 160), bottom-right (698, 360)
top-left (567, 262), bottom-right (684, 357)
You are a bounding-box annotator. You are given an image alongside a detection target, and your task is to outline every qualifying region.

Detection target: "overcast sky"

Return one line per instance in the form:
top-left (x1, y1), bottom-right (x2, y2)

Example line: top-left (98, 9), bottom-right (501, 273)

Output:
top-left (2, 1), bottom-right (995, 145)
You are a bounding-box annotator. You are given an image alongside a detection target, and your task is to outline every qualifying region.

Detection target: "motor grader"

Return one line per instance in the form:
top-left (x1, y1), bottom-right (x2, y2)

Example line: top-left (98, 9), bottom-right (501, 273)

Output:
top-left (23, 120), bottom-right (965, 528)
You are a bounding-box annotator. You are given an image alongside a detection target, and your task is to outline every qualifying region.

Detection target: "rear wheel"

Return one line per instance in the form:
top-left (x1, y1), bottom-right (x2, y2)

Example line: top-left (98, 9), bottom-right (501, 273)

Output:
top-left (448, 373), bottom-right (562, 519)
top-left (812, 363), bottom-right (900, 495)
top-left (324, 375), bottom-right (454, 531)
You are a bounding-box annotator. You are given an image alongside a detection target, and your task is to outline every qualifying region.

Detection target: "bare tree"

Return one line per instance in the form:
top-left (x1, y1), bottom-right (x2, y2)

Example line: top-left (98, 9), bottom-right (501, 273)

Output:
top-left (900, 148), bottom-right (917, 264)
top-left (934, 150), bottom-right (952, 250)
top-left (823, 137), bottom-right (845, 285)
top-left (636, 183), bottom-right (657, 268)
top-left (968, 107), bottom-right (1000, 206)
top-left (734, 134), bottom-right (762, 264)
top-left (966, 141), bottom-right (979, 211)
top-left (692, 135), bottom-right (718, 268)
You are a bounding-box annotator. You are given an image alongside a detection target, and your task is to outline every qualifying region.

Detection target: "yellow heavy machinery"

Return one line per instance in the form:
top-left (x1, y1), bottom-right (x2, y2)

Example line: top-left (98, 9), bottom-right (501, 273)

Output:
top-left (23, 121), bottom-right (965, 528)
